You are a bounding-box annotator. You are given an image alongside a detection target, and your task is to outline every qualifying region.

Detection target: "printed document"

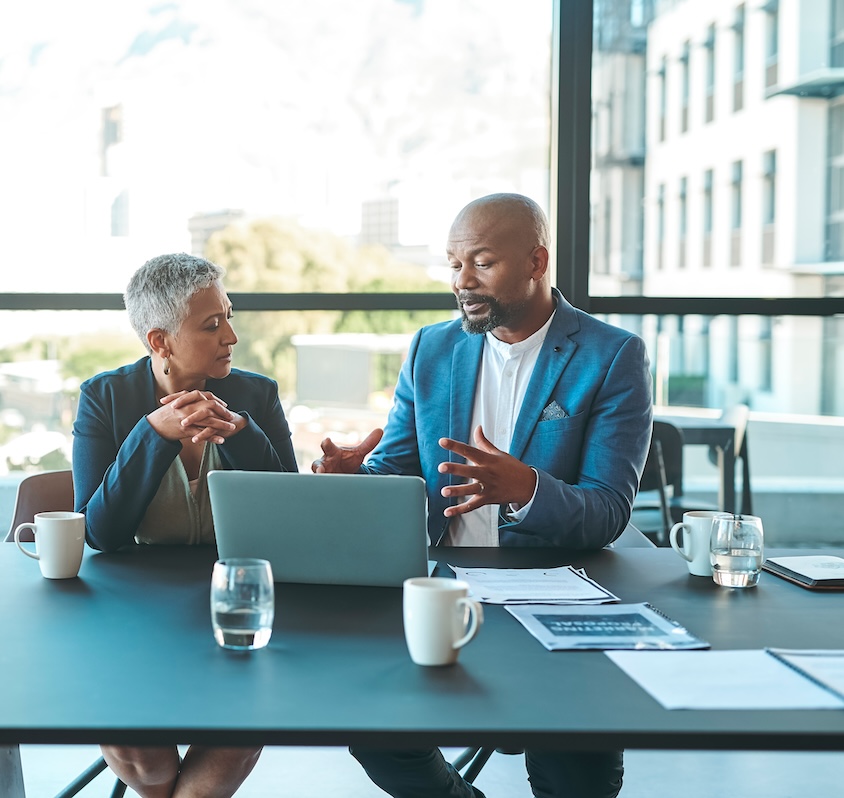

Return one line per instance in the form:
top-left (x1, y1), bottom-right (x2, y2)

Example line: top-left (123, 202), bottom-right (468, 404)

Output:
top-left (506, 602), bottom-right (709, 651)
top-left (451, 565), bottom-right (619, 604)
top-left (606, 649), bottom-right (844, 709)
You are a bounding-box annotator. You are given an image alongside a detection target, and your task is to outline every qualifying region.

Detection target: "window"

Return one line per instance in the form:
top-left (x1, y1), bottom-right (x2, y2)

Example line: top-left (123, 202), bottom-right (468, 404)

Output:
top-left (657, 183), bottom-right (666, 270)
top-left (680, 41), bottom-right (690, 133)
top-left (3, 1), bottom-right (844, 545)
top-left (704, 23), bottom-right (716, 123)
top-left (764, 1), bottom-right (779, 88)
top-left (762, 150), bottom-right (776, 265)
top-left (703, 168), bottom-right (713, 267)
top-left (658, 55), bottom-right (668, 141)
top-left (731, 160), bottom-right (743, 265)
top-left (0, 0), bottom-right (551, 478)
top-left (0, 1), bottom-right (551, 296)
top-left (829, 102), bottom-right (844, 261)
top-left (733, 5), bottom-right (745, 112)
top-left (834, 0), bottom-right (844, 68)
top-left (678, 176), bottom-right (688, 268)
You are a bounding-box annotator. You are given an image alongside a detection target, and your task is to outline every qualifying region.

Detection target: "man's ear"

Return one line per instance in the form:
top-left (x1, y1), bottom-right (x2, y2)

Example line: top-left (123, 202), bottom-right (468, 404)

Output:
top-left (529, 245), bottom-right (550, 280)
top-left (147, 329), bottom-right (169, 358)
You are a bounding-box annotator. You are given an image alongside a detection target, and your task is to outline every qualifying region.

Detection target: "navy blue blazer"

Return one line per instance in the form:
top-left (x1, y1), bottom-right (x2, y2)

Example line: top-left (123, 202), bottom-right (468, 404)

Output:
top-left (363, 290), bottom-right (653, 548)
top-left (72, 357), bottom-right (297, 551)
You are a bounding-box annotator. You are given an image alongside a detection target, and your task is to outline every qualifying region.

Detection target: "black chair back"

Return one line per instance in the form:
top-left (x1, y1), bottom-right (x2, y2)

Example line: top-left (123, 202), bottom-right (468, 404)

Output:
top-left (636, 420), bottom-right (685, 544)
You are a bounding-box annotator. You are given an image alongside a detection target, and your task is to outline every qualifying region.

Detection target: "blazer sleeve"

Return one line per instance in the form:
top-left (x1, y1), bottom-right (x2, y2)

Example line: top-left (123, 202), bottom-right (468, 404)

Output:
top-left (500, 334), bottom-right (653, 549)
top-left (360, 328), bottom-right (425, 478)
top-left (72, 380), bottom-right (183, 552)
top-left (74, 370), bottom-right (298, 553)
top-left (217, 381), bottom-right (298, 474)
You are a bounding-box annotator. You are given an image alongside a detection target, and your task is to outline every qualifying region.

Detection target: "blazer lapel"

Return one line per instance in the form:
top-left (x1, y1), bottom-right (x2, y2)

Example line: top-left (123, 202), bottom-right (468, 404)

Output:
top-left (509, 294), bottom-right (580, 460)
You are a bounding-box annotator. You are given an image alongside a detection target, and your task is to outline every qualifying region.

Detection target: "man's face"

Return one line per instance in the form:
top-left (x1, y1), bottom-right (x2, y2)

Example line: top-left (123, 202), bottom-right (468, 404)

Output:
top-left (446, 206), bottom-right (541, 338)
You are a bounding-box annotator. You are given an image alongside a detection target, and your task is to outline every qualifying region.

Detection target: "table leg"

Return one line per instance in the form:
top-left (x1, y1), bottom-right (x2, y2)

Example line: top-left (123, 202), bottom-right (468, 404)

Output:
top-left (0, 746), bottom-right (26, 798)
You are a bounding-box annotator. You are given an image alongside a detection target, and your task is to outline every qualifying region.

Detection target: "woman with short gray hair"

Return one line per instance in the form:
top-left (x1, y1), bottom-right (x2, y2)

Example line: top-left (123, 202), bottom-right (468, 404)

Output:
top-left (72, 252), bottom-right (296, 797)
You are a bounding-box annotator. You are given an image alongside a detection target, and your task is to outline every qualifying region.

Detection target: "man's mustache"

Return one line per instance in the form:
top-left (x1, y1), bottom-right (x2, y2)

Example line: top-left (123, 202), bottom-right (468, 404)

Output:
top-left (456, 293), bottom-right (495, 306)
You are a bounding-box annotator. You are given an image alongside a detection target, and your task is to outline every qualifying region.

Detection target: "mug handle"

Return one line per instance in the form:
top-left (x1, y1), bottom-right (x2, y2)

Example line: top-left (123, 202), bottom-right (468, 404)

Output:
top-left (453, 598), bottom-right (484, 650)
top-left (669, 522), bottom-right (694, 562)
top-left (14, 524), bottom-right (41, 560)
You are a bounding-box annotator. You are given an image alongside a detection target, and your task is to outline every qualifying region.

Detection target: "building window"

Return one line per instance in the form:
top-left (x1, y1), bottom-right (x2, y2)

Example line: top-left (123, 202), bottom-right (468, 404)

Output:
top-left (111, 190), bottom-right (129, 237)
top-left (657, 183), bottom-right (665, 270)
top-left (100, 105), bottom-right (123, 178)
top-left (679, 176), bottom-right (687, 268)
top-left (703, 168), bottom-right (713, 267)
top-left (704, 24), bottom-right (716, 123)
top-left (828, 102), bottom-right (844, 261)
top-left (762, 150), bottom-right (776, 265)
top-left (658, 56), bottom-right (667, 141)
top-left (764, 1), bottom-right (779, 88)
top-left (733, 5), bottom-right (745, 112)
top-left (731, 160), bottom-right (743, 266)
top-left (833, 0), bottom-right (844, 68)
top-left (680, 41), bottom-right (690, 133)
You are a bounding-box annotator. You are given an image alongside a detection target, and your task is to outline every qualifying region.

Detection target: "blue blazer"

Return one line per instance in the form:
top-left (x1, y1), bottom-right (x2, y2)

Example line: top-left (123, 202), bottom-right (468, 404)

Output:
top-left (72, 357), bottom-right (297, 551)
top-left (363, 290), bottom-right (653, 548)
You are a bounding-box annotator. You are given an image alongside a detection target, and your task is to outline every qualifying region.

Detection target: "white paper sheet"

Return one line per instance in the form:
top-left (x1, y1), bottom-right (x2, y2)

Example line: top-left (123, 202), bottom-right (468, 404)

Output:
top-left (606, 650), bottom-right (844, 710)
top-left (769, 650), bottom-right (844, 699)
top-left (450, 565), bottom-right (619, 604)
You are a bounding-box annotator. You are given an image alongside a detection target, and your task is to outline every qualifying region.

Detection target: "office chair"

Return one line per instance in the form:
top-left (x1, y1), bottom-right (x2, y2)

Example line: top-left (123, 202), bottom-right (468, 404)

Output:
top-left (665, 404), bottom-right (753, 518)
top-left (5, 470), bottom-right (127, 798)
top-left (707, 403), bottom-right (753, 515)
top-left (631, 420), bottom-right (685, 545)
top-left (5, 469), bottom-right (75, 541)
top-left (450, 523), bottom-right (655, 782)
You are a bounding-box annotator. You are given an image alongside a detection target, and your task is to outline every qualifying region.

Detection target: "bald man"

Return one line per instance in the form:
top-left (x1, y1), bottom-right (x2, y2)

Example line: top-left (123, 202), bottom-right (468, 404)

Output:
top-left (315, 193), bottom-right (652, 798)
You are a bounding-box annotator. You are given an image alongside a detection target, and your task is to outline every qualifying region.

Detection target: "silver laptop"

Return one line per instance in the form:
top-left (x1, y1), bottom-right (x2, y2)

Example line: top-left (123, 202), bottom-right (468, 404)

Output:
top-left (207, 470), bottom-right (429, 587)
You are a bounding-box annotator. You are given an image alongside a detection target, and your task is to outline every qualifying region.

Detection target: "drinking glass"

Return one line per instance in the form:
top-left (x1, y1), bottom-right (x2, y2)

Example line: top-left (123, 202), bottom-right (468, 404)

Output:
top-left (709, 514), bottom-right (764, 588)
top-left (211, 558), bottom-right (274, 650)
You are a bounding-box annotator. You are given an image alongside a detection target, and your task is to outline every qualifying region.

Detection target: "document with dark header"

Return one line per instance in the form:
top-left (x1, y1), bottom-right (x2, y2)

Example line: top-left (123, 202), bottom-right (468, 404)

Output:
top-left (505, 602), bottom-right (709, 650)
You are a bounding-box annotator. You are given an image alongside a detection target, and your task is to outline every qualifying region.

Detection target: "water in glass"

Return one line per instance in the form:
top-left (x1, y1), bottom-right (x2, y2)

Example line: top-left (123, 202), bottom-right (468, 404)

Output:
top-left (212, 602), bottom-right (274, 649)
top-left (710, 548), bottom-right (763, 587)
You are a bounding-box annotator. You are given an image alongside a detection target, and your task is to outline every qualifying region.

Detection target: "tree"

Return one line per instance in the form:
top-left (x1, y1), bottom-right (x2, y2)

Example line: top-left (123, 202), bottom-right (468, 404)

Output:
top-left (205, 217), bottom-right (450, 397)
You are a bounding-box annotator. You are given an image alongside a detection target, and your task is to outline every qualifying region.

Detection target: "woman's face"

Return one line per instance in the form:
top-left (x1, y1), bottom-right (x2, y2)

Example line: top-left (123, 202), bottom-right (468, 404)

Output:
top-left (168, 282), bottom-right (238, 382)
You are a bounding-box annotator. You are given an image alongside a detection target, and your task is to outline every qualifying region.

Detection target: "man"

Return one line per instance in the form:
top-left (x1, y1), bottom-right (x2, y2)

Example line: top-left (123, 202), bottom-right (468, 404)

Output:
top-left (313, 193), bottom-right (652, 798)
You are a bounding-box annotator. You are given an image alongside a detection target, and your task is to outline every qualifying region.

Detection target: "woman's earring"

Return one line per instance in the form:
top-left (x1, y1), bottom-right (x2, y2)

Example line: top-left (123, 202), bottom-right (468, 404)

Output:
top-left (163, 357), bottom-right (170, 376)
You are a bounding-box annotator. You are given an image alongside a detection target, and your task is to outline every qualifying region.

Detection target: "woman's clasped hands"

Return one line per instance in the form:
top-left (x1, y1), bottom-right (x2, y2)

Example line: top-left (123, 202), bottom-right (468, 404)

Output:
top-left (147, 389), bottom-right (247, 445)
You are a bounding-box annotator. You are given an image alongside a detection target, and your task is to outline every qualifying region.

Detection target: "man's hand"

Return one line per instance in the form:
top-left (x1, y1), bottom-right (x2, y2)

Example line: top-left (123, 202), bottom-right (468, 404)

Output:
top-left (148, 390), bottom-right (246, 445)
top-left (311, 428), bottom-right (384, 473)
top-left (437, 425), bottom-right (537, 517)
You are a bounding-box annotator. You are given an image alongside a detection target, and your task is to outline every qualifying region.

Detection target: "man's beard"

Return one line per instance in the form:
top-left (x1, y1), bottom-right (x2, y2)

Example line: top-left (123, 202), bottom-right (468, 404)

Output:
top-left (457, 293), bottom-right (524, 335)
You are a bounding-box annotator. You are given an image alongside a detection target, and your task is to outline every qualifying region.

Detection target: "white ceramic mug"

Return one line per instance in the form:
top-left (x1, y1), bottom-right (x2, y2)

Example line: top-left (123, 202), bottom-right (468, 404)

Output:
top-left (403, 577), bottom-right (484, 666)
top-left (15, 511), bottom-right (85, 579)
top-left (669, 510), bottom-right (723, 577)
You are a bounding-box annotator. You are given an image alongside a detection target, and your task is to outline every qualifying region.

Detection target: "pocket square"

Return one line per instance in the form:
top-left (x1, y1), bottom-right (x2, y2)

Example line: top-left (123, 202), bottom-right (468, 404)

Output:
top-left (540, 400), bottom-right (568, 421)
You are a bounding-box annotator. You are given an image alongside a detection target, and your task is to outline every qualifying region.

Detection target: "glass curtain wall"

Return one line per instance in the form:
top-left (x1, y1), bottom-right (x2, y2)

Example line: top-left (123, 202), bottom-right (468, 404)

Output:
top-left (2, 0), bottom-right (843, 544)
top-left (0, 0), bottom-right (551, 484)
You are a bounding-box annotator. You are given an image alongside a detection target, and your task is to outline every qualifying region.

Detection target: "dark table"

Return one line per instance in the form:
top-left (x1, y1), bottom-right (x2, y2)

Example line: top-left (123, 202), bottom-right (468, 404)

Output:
top-left (2, 543), bottom-right (844, 796)
top-left (655, 413), bottom-right (737, 512)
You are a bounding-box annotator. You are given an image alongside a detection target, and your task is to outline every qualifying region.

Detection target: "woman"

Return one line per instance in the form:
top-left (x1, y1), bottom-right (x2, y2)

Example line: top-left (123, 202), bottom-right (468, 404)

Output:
top-left (72, 252), bottom-right (295, 798)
